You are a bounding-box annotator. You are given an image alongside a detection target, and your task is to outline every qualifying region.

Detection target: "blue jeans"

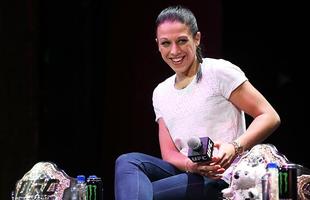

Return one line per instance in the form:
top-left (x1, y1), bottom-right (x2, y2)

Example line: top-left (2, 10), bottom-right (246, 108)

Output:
top-left (114, 152), bottom-right (228, 200)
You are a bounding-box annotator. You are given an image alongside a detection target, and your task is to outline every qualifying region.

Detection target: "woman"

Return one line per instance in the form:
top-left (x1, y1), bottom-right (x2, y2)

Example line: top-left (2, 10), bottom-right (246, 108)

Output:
top-left (114, 5), bottom-right (280, 200)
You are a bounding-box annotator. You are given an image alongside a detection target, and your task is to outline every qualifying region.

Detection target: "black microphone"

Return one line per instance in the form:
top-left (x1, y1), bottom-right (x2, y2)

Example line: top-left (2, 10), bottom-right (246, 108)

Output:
top-left (187, 136), bottom-right (214, 162)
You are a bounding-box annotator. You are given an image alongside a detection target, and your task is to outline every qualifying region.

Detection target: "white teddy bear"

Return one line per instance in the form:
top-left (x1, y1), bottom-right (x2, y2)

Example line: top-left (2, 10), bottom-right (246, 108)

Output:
top-left (222, 162), bottom-right (267, 199)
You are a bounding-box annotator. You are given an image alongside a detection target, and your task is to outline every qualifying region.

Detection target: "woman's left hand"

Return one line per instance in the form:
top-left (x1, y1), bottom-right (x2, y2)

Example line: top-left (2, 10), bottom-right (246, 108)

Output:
top-left (213, 142), bottom-right (237, 169)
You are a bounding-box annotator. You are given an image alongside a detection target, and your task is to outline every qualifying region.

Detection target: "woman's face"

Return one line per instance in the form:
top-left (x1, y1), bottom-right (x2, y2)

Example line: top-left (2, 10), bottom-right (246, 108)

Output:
top-left (156, 21), bottom-right (200, 75)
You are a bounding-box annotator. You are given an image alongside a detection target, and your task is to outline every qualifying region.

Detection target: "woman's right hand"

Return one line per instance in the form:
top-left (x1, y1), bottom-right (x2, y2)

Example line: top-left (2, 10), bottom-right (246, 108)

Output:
top-left (187, 157), bottom-right (225, 179)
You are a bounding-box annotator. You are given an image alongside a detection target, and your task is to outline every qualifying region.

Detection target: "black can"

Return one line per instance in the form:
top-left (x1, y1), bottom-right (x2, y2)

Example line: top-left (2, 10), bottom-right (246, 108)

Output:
top-left (86, 175), bottom-right (104, 200)
top-left (278, 164), bottom-right (297, 200)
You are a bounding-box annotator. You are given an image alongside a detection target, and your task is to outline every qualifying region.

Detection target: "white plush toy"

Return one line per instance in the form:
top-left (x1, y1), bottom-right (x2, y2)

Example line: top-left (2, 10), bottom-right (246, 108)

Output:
top-left (222, 144), bottom-right (289, 200)
top-left (222, 162), bottom-right (266, 199)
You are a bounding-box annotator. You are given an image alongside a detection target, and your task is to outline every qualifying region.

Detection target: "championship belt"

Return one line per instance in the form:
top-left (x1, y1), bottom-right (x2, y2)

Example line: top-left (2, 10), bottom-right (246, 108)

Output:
top-left (12, 162), bottom-right (73, 200)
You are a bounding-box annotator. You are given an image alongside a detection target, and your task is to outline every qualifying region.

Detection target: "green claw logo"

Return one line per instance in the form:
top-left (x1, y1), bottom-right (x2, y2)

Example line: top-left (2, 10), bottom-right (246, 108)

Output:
top-left (87, 185), bottom-right (97, 200)
top-left (279, 171), bottom-right (288, 195)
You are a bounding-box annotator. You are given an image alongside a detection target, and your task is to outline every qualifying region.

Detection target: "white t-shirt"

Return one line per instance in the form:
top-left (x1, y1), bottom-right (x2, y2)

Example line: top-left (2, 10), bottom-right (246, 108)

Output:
top-left (152, 57), bottom-right (248, 182)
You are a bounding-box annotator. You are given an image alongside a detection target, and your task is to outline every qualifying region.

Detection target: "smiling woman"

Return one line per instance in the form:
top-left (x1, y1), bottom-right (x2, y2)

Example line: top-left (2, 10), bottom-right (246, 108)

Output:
top-left (155, 15), bottom-right (202, 86)
top-left (114, 5), bottom-right (281, 200)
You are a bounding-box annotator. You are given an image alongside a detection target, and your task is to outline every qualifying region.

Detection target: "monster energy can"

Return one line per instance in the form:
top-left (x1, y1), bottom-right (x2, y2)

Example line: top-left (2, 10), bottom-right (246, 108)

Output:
top-left (86, 175), bottom-right (103, 200)
top-left (278, 164), bottom-right (297, 200)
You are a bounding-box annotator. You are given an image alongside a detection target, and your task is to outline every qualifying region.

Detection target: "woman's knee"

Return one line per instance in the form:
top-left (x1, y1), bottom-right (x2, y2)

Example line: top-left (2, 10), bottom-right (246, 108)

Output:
top-left (115, 152), bottom-right (146, 168)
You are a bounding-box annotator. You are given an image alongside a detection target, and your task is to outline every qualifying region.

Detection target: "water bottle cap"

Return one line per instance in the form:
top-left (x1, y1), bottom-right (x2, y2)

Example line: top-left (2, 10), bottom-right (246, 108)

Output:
top-left (266, 162), bottom-right (278, 169)
top-left (77, 175), bottom-right (86, 182)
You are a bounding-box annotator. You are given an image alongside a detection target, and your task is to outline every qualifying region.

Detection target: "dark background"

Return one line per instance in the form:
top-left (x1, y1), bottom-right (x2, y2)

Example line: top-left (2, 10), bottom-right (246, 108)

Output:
top-left (1, 0), bottom-right (309, 199)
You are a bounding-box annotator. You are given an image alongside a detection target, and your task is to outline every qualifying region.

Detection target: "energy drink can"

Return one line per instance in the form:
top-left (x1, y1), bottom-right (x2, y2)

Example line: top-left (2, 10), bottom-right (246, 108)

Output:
top-left (278, 164), bottom-right (297, 200)
top-left (86, 175), bottom-right (103, 200)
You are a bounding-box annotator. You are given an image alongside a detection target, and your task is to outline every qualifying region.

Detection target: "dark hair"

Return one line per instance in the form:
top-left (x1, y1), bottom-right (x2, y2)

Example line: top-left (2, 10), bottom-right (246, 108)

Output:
top-left (156, 5), bottom-right (203, 81)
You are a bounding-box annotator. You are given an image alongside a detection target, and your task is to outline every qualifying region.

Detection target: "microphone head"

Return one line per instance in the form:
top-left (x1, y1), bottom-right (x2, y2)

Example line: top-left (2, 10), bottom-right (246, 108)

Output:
top-left (187, 136), bottom-right (202, 151)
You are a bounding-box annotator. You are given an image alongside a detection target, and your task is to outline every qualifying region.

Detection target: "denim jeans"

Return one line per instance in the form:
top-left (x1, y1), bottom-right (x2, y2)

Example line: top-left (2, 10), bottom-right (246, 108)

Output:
top-left (114, 152), bottom-right (228, 200)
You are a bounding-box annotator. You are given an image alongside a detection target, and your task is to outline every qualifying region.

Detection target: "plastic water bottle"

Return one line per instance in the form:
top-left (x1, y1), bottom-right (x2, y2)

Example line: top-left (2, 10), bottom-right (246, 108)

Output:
top-left (266, 162), bottom-right (279, 200)
top-left (70, 185), bottom-right (78, 200)
top-left (76, 175), bottom-right (87, 200)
